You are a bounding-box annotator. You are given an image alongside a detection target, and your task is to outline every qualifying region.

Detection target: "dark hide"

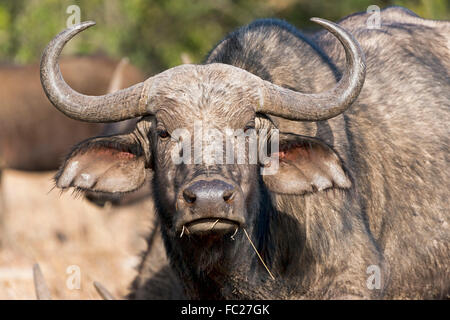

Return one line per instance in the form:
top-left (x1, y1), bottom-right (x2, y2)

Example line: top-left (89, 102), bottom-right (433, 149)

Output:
top-left (56, 7), bottom-right (449, 299)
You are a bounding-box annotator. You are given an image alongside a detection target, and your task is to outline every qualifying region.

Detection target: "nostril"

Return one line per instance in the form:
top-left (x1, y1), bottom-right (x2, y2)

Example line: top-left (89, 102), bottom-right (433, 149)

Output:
top-left (223, 189), bottom-right (235, 203)
top-left (183, 189), bottom-right (197, 204)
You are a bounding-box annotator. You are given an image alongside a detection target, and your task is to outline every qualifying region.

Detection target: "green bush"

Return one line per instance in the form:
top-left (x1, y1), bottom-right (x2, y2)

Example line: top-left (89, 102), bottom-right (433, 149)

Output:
top-left (0, 0), bottom-right (448, 73)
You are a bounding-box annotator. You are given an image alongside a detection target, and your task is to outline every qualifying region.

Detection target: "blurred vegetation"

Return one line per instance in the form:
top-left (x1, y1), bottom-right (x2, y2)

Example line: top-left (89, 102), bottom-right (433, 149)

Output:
top-left (0, 0), bottom-right (448, 74)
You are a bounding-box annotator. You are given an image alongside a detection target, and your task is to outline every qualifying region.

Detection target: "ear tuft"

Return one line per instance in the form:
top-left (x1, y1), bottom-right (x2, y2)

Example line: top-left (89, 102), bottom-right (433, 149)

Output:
top-left (263, 134), bottom-right (351, 195)
top-left (56, 136), bottom-right (147, 194)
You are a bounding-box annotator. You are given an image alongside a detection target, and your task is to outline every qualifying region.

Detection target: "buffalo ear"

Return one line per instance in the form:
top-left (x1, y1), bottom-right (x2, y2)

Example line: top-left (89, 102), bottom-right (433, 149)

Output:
top-left (55, 134), bottom-right (148, 194)
top-left (262, 133), bottom-right (351, 195)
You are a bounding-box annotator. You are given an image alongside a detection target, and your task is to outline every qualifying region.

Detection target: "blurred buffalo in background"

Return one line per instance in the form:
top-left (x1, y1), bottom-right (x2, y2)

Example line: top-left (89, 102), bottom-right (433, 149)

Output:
top-left (0, 55), bottom-right (144, 171)
top-left (0, 55), bottom-right (146, 245)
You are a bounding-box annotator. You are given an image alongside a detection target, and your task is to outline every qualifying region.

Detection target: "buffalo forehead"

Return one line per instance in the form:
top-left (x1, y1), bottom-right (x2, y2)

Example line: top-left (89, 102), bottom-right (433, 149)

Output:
top-left (151, 66), bottom-right (258, 131)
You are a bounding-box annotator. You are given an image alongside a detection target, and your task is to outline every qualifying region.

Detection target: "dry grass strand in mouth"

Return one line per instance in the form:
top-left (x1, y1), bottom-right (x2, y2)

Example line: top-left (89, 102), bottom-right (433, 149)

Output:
top-left (230, 227), bottom-right (238, 240)
top-left (243, 228), bottom-right (275, 280)
top-left (209, 219), bottom-right (220, 230)
top-left (178, 223), bottom-right (275, 279)
top-left (180, 225), bottom-right (191, 238)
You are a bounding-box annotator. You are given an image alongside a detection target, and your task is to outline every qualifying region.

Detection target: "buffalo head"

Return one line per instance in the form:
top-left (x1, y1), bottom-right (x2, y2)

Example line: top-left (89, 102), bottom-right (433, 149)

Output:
top-left (41, 19), bottom-right (364, 272)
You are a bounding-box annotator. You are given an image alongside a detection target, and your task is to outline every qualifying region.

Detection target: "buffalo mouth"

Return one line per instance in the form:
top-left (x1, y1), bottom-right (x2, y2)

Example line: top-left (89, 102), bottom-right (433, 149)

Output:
top-left (182, 218), bottom-right (240, 236)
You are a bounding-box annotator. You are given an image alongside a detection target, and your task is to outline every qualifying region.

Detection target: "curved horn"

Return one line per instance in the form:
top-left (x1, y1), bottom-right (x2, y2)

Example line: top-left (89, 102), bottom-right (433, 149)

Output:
top-left (258, 18), bottom-right (366, 121)
top-left (107, 57), bottom-right (130, 94)
top-left (40, 22), bottom-right (150, 122)
top-left (33, 264), bottom-right (52, 300)
top-left (93, 281), bottom-right (116, 300)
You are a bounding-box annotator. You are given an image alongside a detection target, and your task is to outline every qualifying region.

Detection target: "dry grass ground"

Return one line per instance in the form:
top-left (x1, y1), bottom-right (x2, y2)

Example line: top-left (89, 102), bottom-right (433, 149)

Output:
top-left (0, 169), bottom-right (155, 300)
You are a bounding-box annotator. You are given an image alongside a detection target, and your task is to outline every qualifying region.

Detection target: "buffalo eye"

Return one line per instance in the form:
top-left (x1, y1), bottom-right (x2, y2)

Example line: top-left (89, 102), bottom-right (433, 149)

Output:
top-left (244, 123), bottom-right (255, 133)
top-left (158, 129), bottom-right (170, 139)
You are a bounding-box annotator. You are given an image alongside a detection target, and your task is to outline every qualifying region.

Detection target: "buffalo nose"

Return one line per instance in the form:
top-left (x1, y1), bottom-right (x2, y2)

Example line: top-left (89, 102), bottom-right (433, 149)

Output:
top-left (182, 180), bottom-right (235, 206)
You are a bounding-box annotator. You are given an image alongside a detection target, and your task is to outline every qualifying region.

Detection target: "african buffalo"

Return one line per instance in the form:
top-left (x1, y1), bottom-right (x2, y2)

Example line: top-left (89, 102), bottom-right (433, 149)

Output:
top-left (42, 7), bottom-right (449, 299)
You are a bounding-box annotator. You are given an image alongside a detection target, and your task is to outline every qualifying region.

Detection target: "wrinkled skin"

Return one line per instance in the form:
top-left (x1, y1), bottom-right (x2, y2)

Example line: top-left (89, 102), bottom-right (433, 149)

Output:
top-left (53, 7), bottom-right (449, 299)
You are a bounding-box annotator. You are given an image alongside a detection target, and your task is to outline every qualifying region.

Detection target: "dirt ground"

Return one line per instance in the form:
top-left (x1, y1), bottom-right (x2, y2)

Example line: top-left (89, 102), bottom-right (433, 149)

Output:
top-left (0, 169), bottom-right (155, 300)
